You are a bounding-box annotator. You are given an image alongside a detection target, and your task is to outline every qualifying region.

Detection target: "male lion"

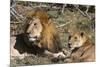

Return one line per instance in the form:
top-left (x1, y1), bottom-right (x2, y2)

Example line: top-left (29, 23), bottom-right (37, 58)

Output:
top-left (24, 8), bottom-right (66, 58)
top-left (66, 31), bottom-right (95, 62)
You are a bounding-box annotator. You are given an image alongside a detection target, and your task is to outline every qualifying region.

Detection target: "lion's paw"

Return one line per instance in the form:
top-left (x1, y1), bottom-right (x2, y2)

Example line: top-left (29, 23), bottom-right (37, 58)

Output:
top-left (53, 52), bottom-right (66, 59)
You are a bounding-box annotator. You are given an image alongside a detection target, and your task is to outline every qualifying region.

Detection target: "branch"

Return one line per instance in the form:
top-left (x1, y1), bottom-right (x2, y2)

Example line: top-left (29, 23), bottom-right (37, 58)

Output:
top-left (74, 5), bottom-right (92, 20)
top-left (10, 7), bottom-right (26, 22)
top-left (10, 21), bottom-right (21, 24)
top-left (61, 4), bottom-right (66, 14)
top-left (73, 5), bottom-right (86, 17)
top-left (85, 6), bottom-right (92, 20)
top-left (57, 22), bottom-right (70, 28)
top-left (10, 9), bottom-right (22, 22)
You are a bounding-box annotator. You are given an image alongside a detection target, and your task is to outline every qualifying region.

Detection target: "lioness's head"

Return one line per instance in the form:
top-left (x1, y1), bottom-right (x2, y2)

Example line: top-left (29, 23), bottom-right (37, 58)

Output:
top-left (68, 32), bottom-right (87, 50)
top-left (25, 17), bottom-right (43, 42)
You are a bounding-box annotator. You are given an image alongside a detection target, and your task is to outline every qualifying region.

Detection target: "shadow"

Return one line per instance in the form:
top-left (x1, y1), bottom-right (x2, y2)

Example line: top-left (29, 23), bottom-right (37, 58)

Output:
top-left (14, 34), bottom-right (44, 55)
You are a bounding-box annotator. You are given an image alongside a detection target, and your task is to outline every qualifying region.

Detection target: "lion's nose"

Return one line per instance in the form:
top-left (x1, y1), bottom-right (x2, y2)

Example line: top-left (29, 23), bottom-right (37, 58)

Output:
top-left (26, 33), bottom-right (29, 35)
top-left (33, 36), bottom-right (38, 39)
top-left (68, 42), bottom-right (72, 48)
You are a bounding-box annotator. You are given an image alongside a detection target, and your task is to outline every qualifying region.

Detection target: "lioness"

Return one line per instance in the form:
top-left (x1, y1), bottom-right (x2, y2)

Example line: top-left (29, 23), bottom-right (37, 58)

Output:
top-left (66, 31), bottom-right (95, 62)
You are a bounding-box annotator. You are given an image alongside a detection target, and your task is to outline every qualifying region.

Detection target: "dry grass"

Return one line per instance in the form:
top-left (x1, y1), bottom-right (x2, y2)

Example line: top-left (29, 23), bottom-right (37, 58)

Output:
top-left (10, 7), bottom-right (95, 66)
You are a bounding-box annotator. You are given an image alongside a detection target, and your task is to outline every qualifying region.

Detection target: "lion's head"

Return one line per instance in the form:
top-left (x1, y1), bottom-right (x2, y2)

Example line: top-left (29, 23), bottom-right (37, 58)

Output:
top-left (24, 8), bottom-right (61, 53)
top-left (25, 18), bottom-right (43, 42)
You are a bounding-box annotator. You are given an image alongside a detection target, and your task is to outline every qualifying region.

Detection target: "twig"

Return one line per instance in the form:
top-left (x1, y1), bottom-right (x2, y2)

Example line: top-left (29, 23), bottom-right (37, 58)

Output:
top-left (57, 22), bottom-right (70, 28)
top-left (73, 5), bottom-right (86, 17)
top-left (10, 2), bottom-right (16, 9)
top-left (12, 8), bottom-right (24, 20)
top-left (74, 5), bottom-right (92, 20)
top-left (85, 6), bottom-right (91, 20)
top-left (10, 9), bottom-right (22, 22)
top-left (61, 4), bottom-right (66, 14)
top-left (10, 21), bottom-right (22, 24)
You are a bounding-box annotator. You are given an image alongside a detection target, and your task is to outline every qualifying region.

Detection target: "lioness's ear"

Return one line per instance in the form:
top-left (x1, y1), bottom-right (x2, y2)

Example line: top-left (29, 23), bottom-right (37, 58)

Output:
top-left (48, 19), bottom-right (52, 23)
top-left (67, 29), bottom-right (73, 36)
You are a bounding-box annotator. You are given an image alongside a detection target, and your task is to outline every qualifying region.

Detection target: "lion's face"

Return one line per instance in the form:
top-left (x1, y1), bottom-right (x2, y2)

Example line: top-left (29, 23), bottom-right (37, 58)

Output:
top-left (26, 18), bottom-right (43, 42)
top-left (68, 32), bottom-right (86, 50)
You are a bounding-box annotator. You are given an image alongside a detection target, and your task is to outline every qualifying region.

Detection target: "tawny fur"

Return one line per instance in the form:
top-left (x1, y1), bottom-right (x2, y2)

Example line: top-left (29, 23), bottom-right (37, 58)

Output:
top-left (67, 32), bottom-right (95, 62)
top-left (25, 8), bottom-right (63, 55)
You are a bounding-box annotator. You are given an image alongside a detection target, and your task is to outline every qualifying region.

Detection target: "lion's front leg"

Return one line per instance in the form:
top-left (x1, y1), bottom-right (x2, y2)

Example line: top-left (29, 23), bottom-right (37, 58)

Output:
top-left (44, 50), bottom-right (66, 59)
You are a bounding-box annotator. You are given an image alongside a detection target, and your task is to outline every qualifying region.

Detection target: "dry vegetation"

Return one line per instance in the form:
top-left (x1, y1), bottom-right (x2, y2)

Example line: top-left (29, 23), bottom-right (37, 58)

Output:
top-left (10, 1), bottom-right (95, 66)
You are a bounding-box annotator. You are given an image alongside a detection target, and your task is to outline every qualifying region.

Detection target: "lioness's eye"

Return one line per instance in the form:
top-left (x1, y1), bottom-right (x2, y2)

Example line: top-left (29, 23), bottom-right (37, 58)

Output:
top-left (68, 36), bottom-right (71, 40)
top-left (34, 23), bottom-right (37, 25)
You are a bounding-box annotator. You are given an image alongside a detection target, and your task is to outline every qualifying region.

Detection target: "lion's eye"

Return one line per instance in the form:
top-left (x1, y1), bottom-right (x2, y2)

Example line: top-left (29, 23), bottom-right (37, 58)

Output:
top-left (74, 37), bottom-right (77, 39)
